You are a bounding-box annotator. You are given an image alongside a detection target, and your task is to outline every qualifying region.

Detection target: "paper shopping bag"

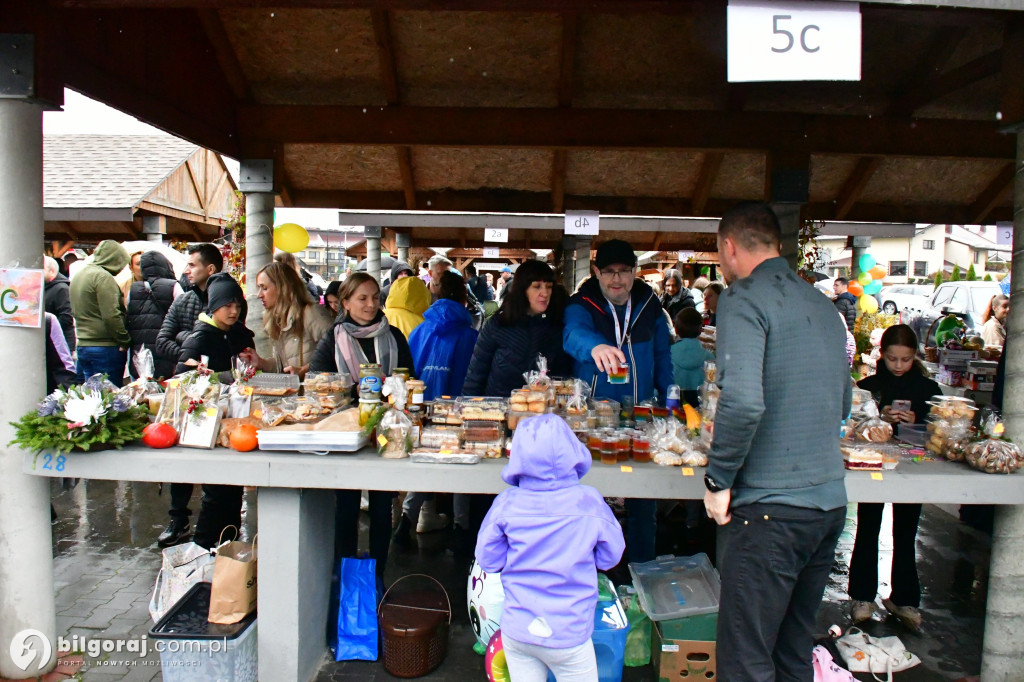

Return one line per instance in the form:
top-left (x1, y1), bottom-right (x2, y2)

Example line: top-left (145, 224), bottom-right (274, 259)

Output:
top-left (208, 528), bottom-right (258, 624)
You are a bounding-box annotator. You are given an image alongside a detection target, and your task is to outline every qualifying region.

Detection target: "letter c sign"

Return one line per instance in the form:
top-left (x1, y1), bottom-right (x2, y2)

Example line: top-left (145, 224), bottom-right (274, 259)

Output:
top-left (0, 288), bottom-right (18, 315)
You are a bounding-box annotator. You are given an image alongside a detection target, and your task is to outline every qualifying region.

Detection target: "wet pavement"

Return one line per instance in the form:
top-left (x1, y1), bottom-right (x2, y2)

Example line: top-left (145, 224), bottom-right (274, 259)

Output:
top-left (44, 479), bottom-right (990, 681)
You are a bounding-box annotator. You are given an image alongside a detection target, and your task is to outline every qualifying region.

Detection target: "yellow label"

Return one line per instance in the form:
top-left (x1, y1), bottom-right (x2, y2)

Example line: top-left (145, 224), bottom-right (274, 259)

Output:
top-left (241, 386), bottom-right (253, 396)
top-left (871, 472), bottom-right (884, 481)
top-left (253, 410), bottom-right (263, 419)
top-left (168, 380), bottom-right (179, 388)
top-left (440, 449), bottom-right (452, 455)
top-left (205, 407), bottom-right (218, 417)
top-left (682, 467), bottom-right (695, 476)
top-left (620, 465), bottom-right (633, 473)
top-left (377, 435), bottom-right (388, 447)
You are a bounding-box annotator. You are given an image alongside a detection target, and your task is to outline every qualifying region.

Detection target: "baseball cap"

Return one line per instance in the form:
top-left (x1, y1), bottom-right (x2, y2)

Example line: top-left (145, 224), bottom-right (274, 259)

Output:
top-left (595, 239), bottom-right (637, 270)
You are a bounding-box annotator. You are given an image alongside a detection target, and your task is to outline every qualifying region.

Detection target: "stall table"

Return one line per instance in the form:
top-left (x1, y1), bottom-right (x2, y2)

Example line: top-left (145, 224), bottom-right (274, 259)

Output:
top-left (24, 447), bottom-right (1024, 682)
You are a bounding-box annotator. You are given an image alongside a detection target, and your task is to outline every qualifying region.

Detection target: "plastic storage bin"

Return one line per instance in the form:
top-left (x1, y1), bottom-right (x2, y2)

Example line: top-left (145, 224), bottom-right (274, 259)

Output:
top-left (628, 554), bottom-right (720, 621)
top-left (546, 597), bottom-right (629, 682)
top-left (149, 582), bottom-right (257, 682)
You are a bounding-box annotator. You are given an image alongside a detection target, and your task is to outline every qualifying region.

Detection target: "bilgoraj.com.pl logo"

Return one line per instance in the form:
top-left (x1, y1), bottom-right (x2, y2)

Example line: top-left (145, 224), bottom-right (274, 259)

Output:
top-left (10, 628), bottom-right (227, 671)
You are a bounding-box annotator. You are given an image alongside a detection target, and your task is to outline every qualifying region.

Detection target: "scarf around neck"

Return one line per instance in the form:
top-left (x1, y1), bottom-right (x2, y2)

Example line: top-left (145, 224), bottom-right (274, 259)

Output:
top-left (333, 313), bottom-right (398, 381)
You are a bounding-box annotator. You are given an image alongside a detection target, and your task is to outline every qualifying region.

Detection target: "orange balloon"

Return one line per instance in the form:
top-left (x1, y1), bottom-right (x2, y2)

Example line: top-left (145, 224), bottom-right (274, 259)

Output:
top-left (847, 281), bottom-right (864, 297)
top-left (869, 265), bottom-right (887, 280)
top-left (229, 424), bottom-right (259, 452)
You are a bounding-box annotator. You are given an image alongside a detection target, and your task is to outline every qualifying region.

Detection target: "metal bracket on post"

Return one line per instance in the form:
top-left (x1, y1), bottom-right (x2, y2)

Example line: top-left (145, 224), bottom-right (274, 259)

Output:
top-left (0, 35), bottom-right (34, 98)
top-left (142, 215), bottom-right (166, 235)
top-left (395, 232), bottom-right (411, 249)
top-left (364, 225), bottom-right (383, 240)
top-left (239, 159), bottom-right (275, 193)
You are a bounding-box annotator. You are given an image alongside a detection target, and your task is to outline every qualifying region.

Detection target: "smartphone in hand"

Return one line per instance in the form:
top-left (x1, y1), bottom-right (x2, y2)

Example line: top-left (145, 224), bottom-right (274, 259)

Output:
top-left (891, 400), bottom-right (912, 413)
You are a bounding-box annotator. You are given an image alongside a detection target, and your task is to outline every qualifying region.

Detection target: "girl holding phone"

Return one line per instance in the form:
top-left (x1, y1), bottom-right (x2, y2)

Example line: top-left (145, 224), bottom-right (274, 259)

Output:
top-left (848, 324), bottom-right (940, 630)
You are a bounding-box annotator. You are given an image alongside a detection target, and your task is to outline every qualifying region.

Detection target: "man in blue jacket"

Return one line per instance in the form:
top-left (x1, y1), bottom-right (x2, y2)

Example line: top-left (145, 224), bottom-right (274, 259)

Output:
top-left (563, 239), bottom-right (673, 565)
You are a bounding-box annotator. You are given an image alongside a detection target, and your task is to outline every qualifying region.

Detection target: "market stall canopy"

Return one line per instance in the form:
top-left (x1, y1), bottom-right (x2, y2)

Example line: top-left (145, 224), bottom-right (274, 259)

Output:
top-left (43, 135), bottom-right (238, 246)
top-left (7, 1), bottom-right (1022, 251)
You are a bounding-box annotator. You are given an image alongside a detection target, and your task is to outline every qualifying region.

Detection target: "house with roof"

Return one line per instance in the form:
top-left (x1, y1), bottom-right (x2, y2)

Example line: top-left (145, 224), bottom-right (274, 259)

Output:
top-left (43, 135), bottom-right (238, 256)
top-left (820, 224), bottom-right (1010, 283)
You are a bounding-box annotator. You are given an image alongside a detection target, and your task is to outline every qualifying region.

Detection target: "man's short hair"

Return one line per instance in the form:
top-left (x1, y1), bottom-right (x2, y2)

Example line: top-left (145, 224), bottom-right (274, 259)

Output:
top-left (718, 202), bottom-right (781, 253)
top-left (464, 264), bottom-right (477, 276)
top-left (428, 255), bottom-right (453, 271)
top-left (188, 243), bottom-right (224, 272)
top-left (44, 256), bottom-right (59, 276)
top-left (674, 307), bottom-right (704, 339)
top-left (835, 277), bottom-right (849, 286)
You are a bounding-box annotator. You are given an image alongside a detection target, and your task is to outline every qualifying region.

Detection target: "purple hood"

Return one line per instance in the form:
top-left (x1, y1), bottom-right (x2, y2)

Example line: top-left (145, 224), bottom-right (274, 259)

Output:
top-left (501, 413), bottom-right (591, 491)
top-left (477, 414), bottom-right (625, 648)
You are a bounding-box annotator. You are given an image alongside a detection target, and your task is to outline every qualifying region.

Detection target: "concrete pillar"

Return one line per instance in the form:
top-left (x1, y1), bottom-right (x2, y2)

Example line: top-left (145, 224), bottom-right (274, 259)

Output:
top-left (772, 203), bottom-right (801, 271)
top-left (574, 238), bottom-right (592, 292)
top-left (142, 215), bottom-right (165, 244)
top-left (980, 129), bottom-right (1024, 681)
top-left (244, 193), bottom-right (274, 359)
top-left (396, 232), bottom-right (410, 264)
top-left (0, 99), bottom-right (55, 679)
top-left (561, 236), bottom-right (576, 293)
top-left (851, 236), bottom-right (871, 281)
top-left (365, 226), bottom-right (382, 284)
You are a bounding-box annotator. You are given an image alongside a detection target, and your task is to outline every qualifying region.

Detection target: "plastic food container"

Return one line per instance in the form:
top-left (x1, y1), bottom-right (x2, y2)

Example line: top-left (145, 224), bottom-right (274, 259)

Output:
top-left (247, 373), bottom-right (300, 396)
top-left (256, 429), bottom-right (367, 455)
top-left (419, 425), bottom-right (464, 449)
top-left (428, 397), bottom-right (462, 424)
top-left (628, 553), bottom-right (721, 622)
top-left (149, 582), bottom-right (257, 682)
top-left (457, 397), bottom-right (509, 422)
top-left (409, 450), bottom-right (480, 465)
top-left (896, 423), bottom-right (927, 447)
top-left (303, 371), bottom-right (351, 394)
top-left (592, 400), bottom-right (621, 429)
top-left (462, 420), bottom-right (503, 442)
top-left (462, 438), bottom-right (506, 459)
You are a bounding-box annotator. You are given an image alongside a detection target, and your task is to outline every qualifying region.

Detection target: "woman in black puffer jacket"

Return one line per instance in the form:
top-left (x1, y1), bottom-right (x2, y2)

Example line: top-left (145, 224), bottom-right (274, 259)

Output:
top-left (127, 251), bottom-right (182, 379)
top-left (462, 260), bottom-right (573, 397)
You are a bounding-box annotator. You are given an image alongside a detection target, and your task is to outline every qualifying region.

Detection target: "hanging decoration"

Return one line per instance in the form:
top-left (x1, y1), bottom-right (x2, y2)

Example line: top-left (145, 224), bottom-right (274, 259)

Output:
top-left (274, 222), bottom-right (309, 253)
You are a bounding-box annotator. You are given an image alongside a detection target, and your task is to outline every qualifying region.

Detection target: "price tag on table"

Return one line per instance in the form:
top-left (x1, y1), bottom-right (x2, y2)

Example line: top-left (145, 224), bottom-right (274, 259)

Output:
top-left (727, 0), bottom-right (861, 83)
top-left (870, 472), bottom-right (883, 481)
top-left (484, 228), bottom-right (508, 243)
top-left (682, 467), bottom-right (695, 476)
top-left (565, 210), bottom-right (599, 236)
top-left (377, 435), bottom-right (388, 448)
top-left (620, 465), bottom-right (633, 473)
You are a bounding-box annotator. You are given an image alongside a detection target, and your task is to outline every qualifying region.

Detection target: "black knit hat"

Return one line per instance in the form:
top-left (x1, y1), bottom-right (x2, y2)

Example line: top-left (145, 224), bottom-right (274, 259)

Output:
top-left (595, 239), bottom-right (637, 270)
top-left (205, 272), bottom-right (245, 314)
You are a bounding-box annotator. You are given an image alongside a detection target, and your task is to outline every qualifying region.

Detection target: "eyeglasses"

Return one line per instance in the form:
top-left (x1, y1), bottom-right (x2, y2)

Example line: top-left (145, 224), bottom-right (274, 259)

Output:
top-left (599, 267), bottom-right (634, 280)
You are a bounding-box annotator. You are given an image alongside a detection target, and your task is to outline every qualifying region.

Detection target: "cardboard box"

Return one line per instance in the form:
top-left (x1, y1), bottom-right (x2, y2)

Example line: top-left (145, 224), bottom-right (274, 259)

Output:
top-left (652, 620), bottom-right (716, 681)
top-left (939, 350), bottom-right (979, 371)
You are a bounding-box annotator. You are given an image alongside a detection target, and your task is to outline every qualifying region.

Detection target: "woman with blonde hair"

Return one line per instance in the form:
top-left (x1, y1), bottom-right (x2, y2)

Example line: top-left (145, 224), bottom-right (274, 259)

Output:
top-left (239, 262), bottom-right (333, 378)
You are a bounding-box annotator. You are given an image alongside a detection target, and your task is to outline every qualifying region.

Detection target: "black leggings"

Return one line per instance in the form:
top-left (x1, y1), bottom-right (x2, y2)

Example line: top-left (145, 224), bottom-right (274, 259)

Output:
top-left (848, 503), bottom-right (922, 607)
top-left (334, 490), bottom-right (393, 579)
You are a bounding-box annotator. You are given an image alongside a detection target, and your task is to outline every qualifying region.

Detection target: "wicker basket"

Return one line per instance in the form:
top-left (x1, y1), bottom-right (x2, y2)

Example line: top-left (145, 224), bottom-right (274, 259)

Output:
top-left (378, 574), bottom-right (451, 678)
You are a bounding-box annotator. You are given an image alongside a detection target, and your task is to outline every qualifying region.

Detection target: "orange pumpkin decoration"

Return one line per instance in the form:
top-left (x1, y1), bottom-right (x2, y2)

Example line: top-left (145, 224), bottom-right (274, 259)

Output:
top-left (229, 424), bottom-right (259, 452)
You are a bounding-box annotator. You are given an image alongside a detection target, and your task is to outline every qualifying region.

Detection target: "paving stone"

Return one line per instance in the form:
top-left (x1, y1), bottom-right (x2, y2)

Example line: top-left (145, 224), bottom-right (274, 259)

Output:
top-left (77, 607), bottom-right (128, 631)
top-left (59, 597), bottom-right (110, 618)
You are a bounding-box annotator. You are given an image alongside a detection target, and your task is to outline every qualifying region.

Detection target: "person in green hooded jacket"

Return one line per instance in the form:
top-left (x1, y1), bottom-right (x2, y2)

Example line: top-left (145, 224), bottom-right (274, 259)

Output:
top-left (70, 240), bottom-right (132, 387)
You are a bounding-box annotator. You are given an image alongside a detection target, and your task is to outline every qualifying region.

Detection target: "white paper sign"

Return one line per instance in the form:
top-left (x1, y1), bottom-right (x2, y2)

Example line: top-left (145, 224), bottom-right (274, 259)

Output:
top-left (727, 0), bottom-right (861, 82)
top-left (483, 247), bottom-right (500, 258)
top-left (997, 222), bottom-right (1013, 246)
top-left (565, 210), bottom-right (600, 236)
top-left (677, 251), bottom-right (695, 262)
top-left (484, 228), bottom-right (508, 243)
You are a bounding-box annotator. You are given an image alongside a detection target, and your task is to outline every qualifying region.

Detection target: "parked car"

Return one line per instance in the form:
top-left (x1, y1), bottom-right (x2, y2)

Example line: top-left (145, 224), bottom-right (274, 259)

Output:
top-left (879, 284), bottom-right (933, 316)
top-left (901, 281), bottom-right (1004, 348)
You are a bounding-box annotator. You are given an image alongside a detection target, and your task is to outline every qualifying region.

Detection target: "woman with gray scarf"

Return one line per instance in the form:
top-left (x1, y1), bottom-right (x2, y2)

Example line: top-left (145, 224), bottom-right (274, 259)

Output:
top-left (308, 271), bottom-right (415, 578)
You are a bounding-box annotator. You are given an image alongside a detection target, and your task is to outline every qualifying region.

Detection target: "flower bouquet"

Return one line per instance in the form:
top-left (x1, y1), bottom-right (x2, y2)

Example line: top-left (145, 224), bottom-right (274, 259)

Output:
top-left (9, 374), bottom-right (150, 454)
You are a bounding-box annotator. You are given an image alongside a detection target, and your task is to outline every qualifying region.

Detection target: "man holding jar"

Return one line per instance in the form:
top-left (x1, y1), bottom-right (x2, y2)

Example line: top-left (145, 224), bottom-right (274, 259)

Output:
top-left (563, 239), bottom-right (673, 566)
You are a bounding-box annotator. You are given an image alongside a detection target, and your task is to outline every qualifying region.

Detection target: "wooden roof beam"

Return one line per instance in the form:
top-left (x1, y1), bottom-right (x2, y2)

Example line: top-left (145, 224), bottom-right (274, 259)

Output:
top-left (692, 152), bottom-right (723, 217)
top-left (551, 13), bottom-right (577, 214)
top-left (397, 146), bottom-right (416, 210)
top-left (238, 106), bottom-right (1015, 160)
top-left (1000, 15), bottom-right (1024, 128)
top-left (195, 8), bottom-right (253, 102)
top-left (371, 8), bottom-right (400, 106)
top-left (834, 157), bottom-right (883, 220)
top-left (888, 49), bottom-right (1002, 118)
top-left (969, 162), bottom-right (1014, 224)
top-left (55, 0), bottom-right (710, 12)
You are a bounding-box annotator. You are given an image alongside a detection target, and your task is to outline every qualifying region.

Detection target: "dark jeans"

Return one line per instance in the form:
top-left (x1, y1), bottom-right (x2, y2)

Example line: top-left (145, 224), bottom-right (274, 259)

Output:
top-left (192, 484), bottom-right (243, 549)
top-left (76, 345), bottom-right (128, 387)
top-left (168, 483), bottom-right (194, 523)
top-left (334, 490), bottom-right (393, 579)
top-left (717, 503), bottom-right (845, 682)
top-left (625, 498), bottom-right (657, 564)
top-left (848, 502), bottom-right (922, 607)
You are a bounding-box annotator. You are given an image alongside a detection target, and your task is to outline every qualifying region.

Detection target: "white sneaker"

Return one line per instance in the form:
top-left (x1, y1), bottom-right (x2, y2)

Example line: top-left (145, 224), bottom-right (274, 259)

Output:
top-left (850, 600), bottom-right (875, 623)
top-left (416, 500), bottom-right (449, 533)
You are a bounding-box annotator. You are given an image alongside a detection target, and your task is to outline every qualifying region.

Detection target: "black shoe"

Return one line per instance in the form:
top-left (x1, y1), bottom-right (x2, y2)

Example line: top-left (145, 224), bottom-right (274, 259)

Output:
top-left (392, 514), bottom-right (414, 549)
top-left (447, 525), bottom-right (474, 557)
top-left (157, 519), bottom-right (191, 548)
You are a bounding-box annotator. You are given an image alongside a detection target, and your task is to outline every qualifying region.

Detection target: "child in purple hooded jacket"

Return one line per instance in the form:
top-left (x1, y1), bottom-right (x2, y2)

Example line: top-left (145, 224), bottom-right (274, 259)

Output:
top-left (476, 414), bottom-right (625, 682)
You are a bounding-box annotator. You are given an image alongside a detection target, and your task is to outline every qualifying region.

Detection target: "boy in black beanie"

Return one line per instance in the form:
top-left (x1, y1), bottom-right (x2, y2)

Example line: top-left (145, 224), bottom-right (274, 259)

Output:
top-left (175, 272), bottom-right (255, 381)
top-left (174, 272), bottom-right (255, 548)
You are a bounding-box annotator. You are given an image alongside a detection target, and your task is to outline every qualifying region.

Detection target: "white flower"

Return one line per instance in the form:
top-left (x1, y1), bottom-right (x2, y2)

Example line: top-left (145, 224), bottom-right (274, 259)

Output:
top-left (63, 391), bottom-right (108, 427)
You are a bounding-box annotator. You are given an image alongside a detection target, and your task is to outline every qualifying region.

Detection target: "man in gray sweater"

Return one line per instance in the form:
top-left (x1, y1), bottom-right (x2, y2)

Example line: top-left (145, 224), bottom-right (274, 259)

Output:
top-left (704, 202), bottom-right (851, 682)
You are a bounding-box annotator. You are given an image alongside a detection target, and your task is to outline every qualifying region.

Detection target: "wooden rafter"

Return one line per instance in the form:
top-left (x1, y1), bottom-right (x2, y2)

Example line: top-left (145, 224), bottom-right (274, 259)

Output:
top-left (883, 26), bottom-right (967, 116)
top-left (551, 150), bottom-right (567, 214)
top-left (888, 50), bottom-right (1002, 118)
top-left (371, 9), bottom-right (400, 105)
top-left (209, 170), bottom-right (230, 218)
top-left (1000, 15), bottom-right (1024, 127)
top-left (396, 146), bottom-right (416, 210)
top-left (550, 13), bottom-right (577, 214)
top-left (835, 157), bottom-right (883, 220)
top-left (195, 8), bottom-right (252, 101)
top-left (969, 162), bottom-right (1014, 224)
top-left (238, 106), bottom-right (1015, 160)
top-left (692, 152), bottom-right (723, 217)
top-left (184, 157), bottom-right (207, 212)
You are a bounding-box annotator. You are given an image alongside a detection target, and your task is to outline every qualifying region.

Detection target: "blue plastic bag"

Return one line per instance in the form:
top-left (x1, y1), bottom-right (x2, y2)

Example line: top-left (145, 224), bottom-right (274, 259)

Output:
top-left (334, 557), bottom-right (379, 661)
